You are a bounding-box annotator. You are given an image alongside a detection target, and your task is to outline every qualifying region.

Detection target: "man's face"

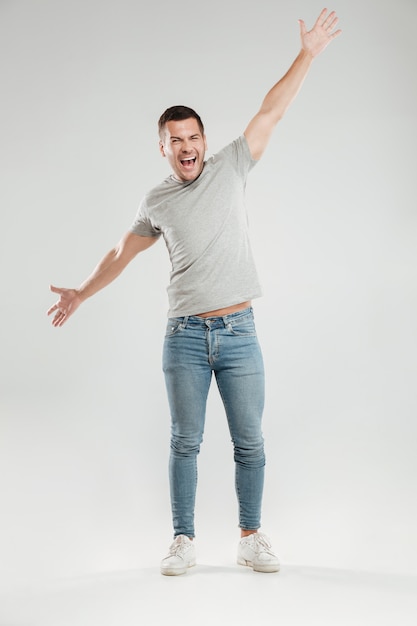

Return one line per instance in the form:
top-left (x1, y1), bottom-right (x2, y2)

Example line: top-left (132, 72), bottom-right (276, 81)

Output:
top-left (159, 118), bottom-right (207, 182)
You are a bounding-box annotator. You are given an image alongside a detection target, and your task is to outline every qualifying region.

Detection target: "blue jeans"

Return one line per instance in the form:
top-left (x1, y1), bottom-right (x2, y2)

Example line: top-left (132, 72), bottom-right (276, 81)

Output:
top-left (162, 307), bottom-right (265, 538)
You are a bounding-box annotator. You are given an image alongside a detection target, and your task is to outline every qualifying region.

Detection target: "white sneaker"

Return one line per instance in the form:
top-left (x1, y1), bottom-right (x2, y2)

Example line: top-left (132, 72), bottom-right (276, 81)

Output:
top-left (160, 535), bottom-right (196, 576)
top-left (237, 532), bottom-right (280, 573)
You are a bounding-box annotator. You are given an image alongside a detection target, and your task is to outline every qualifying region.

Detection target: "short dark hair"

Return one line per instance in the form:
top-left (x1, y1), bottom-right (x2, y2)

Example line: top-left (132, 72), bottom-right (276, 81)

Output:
top-left (158, 105), bottom-right (204, 139)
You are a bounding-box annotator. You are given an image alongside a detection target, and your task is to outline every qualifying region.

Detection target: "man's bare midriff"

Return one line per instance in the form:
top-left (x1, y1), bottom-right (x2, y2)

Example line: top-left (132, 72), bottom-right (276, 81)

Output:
top-left (195, 301), bottom-right (251, 318)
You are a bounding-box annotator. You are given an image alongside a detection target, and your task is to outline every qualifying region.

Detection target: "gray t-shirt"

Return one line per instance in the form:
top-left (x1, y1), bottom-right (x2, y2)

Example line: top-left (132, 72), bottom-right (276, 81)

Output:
top-left (130, 135), bottom-right (262, 317)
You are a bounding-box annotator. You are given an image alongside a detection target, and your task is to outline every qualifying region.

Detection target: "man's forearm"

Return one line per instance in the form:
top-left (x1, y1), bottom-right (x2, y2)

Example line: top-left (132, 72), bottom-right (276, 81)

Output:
top-left (260, 49), bottom-right (313, 125)
top-left (77, 231), bottom-right (156, 302)
top-left (77, 248), bottom-right (128, 302)
top-left (244, 49), bottom-right (314, 160)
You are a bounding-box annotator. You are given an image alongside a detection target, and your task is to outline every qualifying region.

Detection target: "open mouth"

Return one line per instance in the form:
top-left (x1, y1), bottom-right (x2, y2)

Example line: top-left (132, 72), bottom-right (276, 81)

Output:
top-left (180, 157), bottom-right (196, 169)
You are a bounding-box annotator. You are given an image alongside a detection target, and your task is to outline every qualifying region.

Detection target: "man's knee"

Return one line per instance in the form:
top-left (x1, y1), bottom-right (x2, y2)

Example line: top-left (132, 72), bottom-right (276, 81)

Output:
top-left (170, 435), bottom-right (202, 457)
top-left (234, 442), bottom-right (265, 468)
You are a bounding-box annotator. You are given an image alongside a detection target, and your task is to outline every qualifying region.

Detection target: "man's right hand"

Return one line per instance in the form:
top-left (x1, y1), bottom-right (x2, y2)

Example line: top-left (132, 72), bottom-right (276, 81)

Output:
top-left (47, 285), bottom-right (82, 327)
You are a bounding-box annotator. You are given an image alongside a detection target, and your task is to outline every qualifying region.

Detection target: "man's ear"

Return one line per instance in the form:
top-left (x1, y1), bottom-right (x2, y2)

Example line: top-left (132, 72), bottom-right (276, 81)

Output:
top-left (159, 140), bottom-right (166, 158)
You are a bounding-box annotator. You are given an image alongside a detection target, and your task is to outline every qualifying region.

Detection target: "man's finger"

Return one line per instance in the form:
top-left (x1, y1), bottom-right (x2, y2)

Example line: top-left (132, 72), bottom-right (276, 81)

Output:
top-left (50, 284), bottom-right (64, 295)
top-left (314, 7), bottom-right (328, 28)
top-left (57, 313), bottom-right (68, 327)
top-left (298, 19), bottom-right (307, 37)
top-left (326, 15), bottom-right (339, 32)
top-left (330, 28), bottom-right (342, 40)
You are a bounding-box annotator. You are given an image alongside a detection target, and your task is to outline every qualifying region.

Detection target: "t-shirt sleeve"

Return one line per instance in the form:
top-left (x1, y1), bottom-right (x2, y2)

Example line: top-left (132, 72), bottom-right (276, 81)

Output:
top-left (227, 135), bottom-right (258, 179)
top-left (129, 196), bottom-right (161, 238)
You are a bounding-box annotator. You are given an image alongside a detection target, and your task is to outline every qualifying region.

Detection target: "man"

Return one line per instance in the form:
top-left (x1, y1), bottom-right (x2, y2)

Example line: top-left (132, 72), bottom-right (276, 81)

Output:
top-left (48, 9), bottom-right (341, 576)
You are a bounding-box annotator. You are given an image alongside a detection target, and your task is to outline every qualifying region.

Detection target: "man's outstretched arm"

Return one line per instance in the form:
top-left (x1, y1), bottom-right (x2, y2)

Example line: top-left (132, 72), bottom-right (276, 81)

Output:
top-left (47, 231), bottom-right (157, 327)
top-left (244, 8), bottom-right (342, 160)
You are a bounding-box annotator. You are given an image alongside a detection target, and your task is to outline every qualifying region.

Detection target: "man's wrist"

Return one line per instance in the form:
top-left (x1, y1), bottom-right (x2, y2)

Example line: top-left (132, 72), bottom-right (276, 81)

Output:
top-left (76, 287), bottom-right (88, 303)
top-left (299, 48), bottom-right (315, 63)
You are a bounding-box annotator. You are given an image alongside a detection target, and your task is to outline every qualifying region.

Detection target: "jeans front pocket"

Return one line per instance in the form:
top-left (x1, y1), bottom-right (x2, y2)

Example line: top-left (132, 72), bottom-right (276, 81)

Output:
top-left (226, 314), bottom-right (257, 337)
top-left (165, 318), bottom-right (185, 338)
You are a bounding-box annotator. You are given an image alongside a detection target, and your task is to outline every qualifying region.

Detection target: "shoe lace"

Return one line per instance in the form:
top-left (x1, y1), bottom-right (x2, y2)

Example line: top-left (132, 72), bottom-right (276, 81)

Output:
top-left (253, 533), bottom-right (275, 555)
top-left (168, 535), bottom-right (189, 556)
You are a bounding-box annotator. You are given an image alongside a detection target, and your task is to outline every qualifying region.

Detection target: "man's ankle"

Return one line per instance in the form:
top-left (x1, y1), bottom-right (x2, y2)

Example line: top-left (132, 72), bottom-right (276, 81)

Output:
top-left (240, 529), bottom-right (258, 538)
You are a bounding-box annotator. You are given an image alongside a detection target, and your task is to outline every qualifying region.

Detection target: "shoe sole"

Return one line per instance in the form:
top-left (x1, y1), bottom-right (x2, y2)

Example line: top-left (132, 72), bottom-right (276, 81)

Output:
top-left (237, 557), bottom-right (280, 573)
top-left (161, 560), bottom-right (196, 576)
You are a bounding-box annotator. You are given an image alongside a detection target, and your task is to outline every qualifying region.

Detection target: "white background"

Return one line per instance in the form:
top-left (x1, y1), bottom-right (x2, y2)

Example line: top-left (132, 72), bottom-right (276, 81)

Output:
top-left (1, 0), bottom-right (416, 595)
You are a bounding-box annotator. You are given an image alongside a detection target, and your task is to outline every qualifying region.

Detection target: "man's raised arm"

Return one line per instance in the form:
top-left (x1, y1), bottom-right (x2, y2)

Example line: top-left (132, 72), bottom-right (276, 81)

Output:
top-left (47, 231), bottom-right (158, 327)
top-left (244, 8), bottom-right (341, 160)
